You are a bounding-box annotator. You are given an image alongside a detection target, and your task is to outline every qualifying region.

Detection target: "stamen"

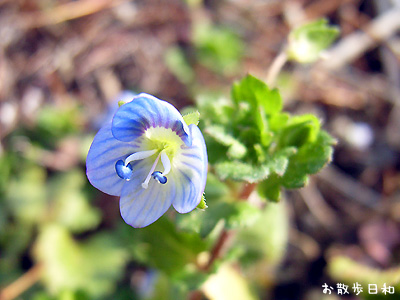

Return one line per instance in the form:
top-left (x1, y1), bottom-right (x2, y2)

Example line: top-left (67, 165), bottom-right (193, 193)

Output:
top-left (115, 160), bottom-right (133, 180)
top-left (160, 151), bottom-right (171, 175)
top-left (141, 152), bottom-right (162, 189)
top-left (152, 171), bottom-right (167, 184)
top-left (141, 150), bottom-right (172, 188)
top-left (116, 149), bottom-right (158, 181)
top-left (125, 149), bottom-right (157, 165)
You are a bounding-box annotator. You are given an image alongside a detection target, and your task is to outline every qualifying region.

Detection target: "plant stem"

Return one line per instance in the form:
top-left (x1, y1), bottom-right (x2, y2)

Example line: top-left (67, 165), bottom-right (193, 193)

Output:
top-left (203, 229), bottom-right (231, 272)
top-left (239, 183), bottom-right (256, 200)
top-left (266, 50), bottom-right (288, 87)
top-left (0, 264), bottom-right (43, 300)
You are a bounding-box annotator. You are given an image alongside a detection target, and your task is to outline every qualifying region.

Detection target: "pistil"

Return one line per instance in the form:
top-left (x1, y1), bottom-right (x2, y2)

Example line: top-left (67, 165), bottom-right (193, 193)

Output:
top-left (141, 152), bottom-right (162, 189)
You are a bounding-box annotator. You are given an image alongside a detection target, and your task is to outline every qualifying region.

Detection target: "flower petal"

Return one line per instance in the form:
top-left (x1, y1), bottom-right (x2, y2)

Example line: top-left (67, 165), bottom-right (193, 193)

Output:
top-left (86, 123), bottom-right (140, 196)
top-left (172, 124), bottom-right (208, 213)
top-left (112, 93), bottom-right (191, 146)
top-left (119, 160), bottom-right (174, 228)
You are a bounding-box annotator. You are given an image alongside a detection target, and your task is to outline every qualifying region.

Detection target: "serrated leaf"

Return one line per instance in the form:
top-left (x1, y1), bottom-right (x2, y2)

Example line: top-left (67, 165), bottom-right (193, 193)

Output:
top-left (197, 194), bottom-right (207, 210)
top-left (215, 161), bottom-right (270, 183)
top-left (232, 74), bottom-right (282, 115)
top-left (231, 75), bottom-right (282, 149)
top-left (268, 154), bottom-right (289, 176)
top-left (257, 174), bottom-right (282, 202)
top-left (282, 130), bottom-right (335, 188)
top-left (279, 114), bottom-right (320, 148)
top-left (288, 19), bottom-right (339, 63)
top-left (196, 94), bottom-right (234, 126)
top-left (183, 111), bottom-right (200, 126)
top-left (205, 125), bottom-right (247, 159)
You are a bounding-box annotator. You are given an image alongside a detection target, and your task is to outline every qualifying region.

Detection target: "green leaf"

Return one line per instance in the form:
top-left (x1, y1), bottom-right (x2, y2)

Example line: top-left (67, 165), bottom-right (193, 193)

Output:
top-left (287, 19), bottom-right (340, 63)
top-left (202, 264), bottom-right (258, 300)
top-left (0, 152), bottom-right (15, 198)
top-left (35, 104), bottom-right (82, 147)
top-left (257, 149), bottom-right (296, 202)
top-left (172, 265), bottom-right (210, 291)
top-left (5, 166), bottom-right (47, 224)
top-left (196, 194), bottom-right (207, 210)
top-left (32, 290), bottom-right (90, 300)
top-left (123, 216), bottom-right (208, 275)
top-left (205, 125), bottom-right (247, 159)
top-left (232, 74), bottom-right (282, 116)
top-left (177, 201), bottom-right (260, 239)
top-left (268, 154), bottom-right (290, 177)
top-left (269, 113), bottom-right (289, 132)
top-left (232, 201), bottom-right (289, 267)
top-left (0, 223), bottom-right (34, 282)
top-left (202, 202), bottom-right (261, 238)
top-left (215, 148), bottom-right (293, 184)
top-left (257, 174), bottom-right (281, 202)
top-left (278, 114), bottom-right (320, 148)
top-left (202, 173), bottom-right (230, 203)
top-left (49, 170), bottom-right (101, 233)
top-left (193, 23), bottom-right (243, 75)
top-left (144, 271), bottom-right (188, 300)
top-left (165, 47), bottom-right (195, 84)
top-left (183, 111), bottom-right (200, 126)
top-left (231, 75), bottom-right (282, 149)
top-left (34, 225), bottom-right (128, 298)
top-left (328, 256), bottom-right (400, 299)
top-left (282, 130), bottom-right (335, 188)
top-left (215, 161), bottom-right (270, 183)
top-left (196, 94), bottom-right (234, 126)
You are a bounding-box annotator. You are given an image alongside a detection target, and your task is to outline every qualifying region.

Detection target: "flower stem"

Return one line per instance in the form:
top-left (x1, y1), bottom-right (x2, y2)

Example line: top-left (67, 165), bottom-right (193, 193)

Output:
top-left (0, 264), bottom-right (43, 300)
top-left (266, 50), bottom-right (288, 87)
top-left (203, 229), bottom-right (231, 272)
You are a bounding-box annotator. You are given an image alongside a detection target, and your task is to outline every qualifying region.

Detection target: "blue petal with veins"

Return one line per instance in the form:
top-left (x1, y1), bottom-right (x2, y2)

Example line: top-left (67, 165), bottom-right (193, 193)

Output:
top-left (86, 93), bottom-right (207, 228)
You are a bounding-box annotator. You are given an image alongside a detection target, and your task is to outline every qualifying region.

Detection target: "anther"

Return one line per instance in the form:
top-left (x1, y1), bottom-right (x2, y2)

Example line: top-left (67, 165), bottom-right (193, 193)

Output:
top-left (152, 171), bottom-right (167, 184)
top-left (115, 160), bottom-right (133, 180)
top-left (115, 149), bottom-right (157, 181)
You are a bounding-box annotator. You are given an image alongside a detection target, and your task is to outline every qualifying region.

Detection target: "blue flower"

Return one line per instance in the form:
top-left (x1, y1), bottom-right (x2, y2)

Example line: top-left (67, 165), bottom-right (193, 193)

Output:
top-left (86, 93), bottom-right (208, 228)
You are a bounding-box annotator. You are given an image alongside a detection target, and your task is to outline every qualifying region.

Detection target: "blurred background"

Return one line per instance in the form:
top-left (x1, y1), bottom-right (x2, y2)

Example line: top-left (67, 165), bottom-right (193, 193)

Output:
top-left (0, 0), bottom-right (400, 299)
